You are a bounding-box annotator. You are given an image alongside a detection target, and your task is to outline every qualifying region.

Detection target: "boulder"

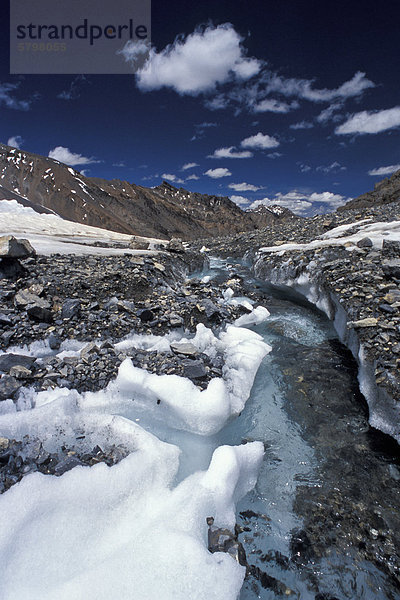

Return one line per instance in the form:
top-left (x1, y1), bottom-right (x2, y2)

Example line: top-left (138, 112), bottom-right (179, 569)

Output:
top-left (182, 359), bottom-right (207, 380)
top-left (167, 238), bottom-right (185, 253)
top-left (61, 299), bottom-right (81, 319)
top-left (0, 236), bottom-right (35, 258)
top-left (382, 259), bottom-right (400, 280)
top-left (14, 290), bottom-right (50, 309)
top-left (130, 236), bottom-right (150, 250)
top-left (27, 305), bottom-right (53, 323)
top-left (0, 375), bottom-right (22, 401)
top-left (0, 353), bottom-right (36, 373)
top-left (170, 342), bottom-right (198, 357)
top-left (356, 237), bottom-right (373, 248)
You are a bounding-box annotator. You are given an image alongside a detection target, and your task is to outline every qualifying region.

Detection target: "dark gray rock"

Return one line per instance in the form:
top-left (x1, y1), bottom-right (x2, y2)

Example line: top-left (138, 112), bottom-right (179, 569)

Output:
top-left (27, 305), bottom-right (53, 323)
top-left (54, 455), bottom-right (84, 475)
top-left (201, 299), bottom-right (220, 320)
top-left (137, 308), bottom-right (154, 322)
top-left (0, 353), bottom-right (36, 372)
top-left (382, 260), bottom-right (400, 280)
top-left (48, 332), bottom-right (61, 350)
top-left (0, 375), bottom-right (22, 400)
top-left (62, 299), bottom-right (81, 319)
top-left (182, 359), bottom-right (207, 380)
top-left (0, 313), bottom-right (12, 326)
top-left (357, 237), bottom-right (373, 248)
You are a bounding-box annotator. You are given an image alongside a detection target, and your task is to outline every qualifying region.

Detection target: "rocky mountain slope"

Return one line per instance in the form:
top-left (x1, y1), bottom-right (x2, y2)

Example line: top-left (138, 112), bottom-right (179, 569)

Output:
top-left (0, 143), bottom-right (295, 240)
top-left (339, 168), bottom-right (400, 211)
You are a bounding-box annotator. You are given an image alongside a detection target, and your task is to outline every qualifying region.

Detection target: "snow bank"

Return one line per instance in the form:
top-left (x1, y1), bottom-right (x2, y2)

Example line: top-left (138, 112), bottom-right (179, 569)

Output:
top-left (0, 339), bottom-right (265, 599)
top-left (0, 199), bottom-right (163, 255)
top-left (258, 219), bottom-right (400, 255)
top-left (0, 403), bottom-right (263, 600)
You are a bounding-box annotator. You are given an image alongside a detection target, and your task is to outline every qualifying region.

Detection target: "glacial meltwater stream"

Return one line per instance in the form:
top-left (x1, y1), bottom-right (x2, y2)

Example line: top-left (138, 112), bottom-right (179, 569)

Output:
top-left (2, 254), bottom-right (399, 600)
top-left (193, 257), bottom-right (400, 599)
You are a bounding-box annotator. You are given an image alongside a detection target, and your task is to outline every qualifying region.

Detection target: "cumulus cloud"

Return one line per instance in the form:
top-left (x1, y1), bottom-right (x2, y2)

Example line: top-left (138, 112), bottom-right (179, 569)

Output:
top-left (241, 132), bottom-right (279, 150)
top-left (267, 152), bottom-right (282, 159)
top-left (208, 146), bottom-right (253, 159)
top-left (7, 135), bottom-right (24, 149)
top-left (48, 146), bottom-right (100, 166)
top-left (248, 190), bottom-right (348, 216)
top-left (230, 195), bottom-right (249, 207)
top-left (228, 182), bottom-right (260, 192)
top-left (0, 82), bottom-right (31, 111)
top-left (335, 106), bottom-right (400, 135)
top-left (136, 24), bottom-right (261, 95)
top-left (204, 167), bottom-right (231, 178)
top-left (368, 164), bottom-right (400, 176)
top-left (253, 99), bottom-right (298, 113)
top-left (182, 162), bottom-right (199, 170)
top-left (162, 173), bottom-right (184, 184)
top-left (290, 120), bottom-right (314, 130)
top-left (186, 173), bottom-right (200, 180)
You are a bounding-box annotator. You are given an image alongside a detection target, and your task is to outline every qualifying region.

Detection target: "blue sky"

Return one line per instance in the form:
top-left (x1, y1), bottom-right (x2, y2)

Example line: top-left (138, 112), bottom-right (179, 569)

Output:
top-left (1, 0), bottom-right (400, 215)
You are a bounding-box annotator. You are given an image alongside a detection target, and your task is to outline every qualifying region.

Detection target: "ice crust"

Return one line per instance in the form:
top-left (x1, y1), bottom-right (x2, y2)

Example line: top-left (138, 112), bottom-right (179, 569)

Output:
top-left (0, 318), bottom-right (269, 599)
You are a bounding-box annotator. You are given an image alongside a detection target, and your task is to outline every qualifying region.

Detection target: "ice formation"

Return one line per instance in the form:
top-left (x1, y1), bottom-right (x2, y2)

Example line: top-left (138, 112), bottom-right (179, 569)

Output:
top-left (0, 318), bottom-right (270, 598)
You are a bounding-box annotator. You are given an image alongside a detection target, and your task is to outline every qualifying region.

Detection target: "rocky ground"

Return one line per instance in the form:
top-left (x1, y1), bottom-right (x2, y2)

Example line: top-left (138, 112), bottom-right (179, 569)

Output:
top-left (191, 200), bottom-right (400, 258)
top-left (0, 236), bottom-right (255, 489)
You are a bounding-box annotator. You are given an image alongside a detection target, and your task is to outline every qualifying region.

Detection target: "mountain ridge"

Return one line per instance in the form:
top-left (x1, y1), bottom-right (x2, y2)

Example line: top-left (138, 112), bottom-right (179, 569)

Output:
top-left (0, 143), bottom-right (296, 240)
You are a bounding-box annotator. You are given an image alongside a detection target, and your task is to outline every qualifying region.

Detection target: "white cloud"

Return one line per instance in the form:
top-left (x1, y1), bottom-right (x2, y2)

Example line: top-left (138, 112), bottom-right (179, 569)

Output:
top-left (208, 146), bottom-right (253, 159)
top-left (48, 146), bottom-right (100, 166)
top-left (196, 122), bottom-right (217, 128)
top-left (161, 173), bottom-right (184, 184)
top-left (368, 164), bottom-right (400, 176)
top-left (290, 120), bottom-right (314, 130)
top-left (241, 132), bottom-right (279, 150)
top-left (117, 40), bottom-right (150, 68)
top-left (299, 163), bottom-right (311, 173)
top-left (228, 182), bottom-right (260, 192)
top-left (316, 102), bottom-right (344, 124)
top-left (204, 95), bottom-right (230, 110)
top-left (265, 71), bottom-right (374, 103)
top-left (204, 167), bottom-right (231, 178)
top-left (267, 152), bottom-right (282, 159)
top-left (253, 99), bottom-right (298, 113)
top-left (230, 195), bottom-right (249, 207)
top-left (57, 75), bottom-right (87, 101)
top-left (182, 162), bottom-right (199, 170)
top-left (335, 106), bottom-right (400, 135)
top-left (316, 161), bottom-right (346, 173)
top-left (136, 24), bottom-right (261, 95)
top-left (248, 190), bottom-right (348, 216)
top-left (0, 82), bottom-right (31, 111)
top-left (7, 135), bottom-right (24, 149)
top-left (186, 174), bottom-right (200, 180)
